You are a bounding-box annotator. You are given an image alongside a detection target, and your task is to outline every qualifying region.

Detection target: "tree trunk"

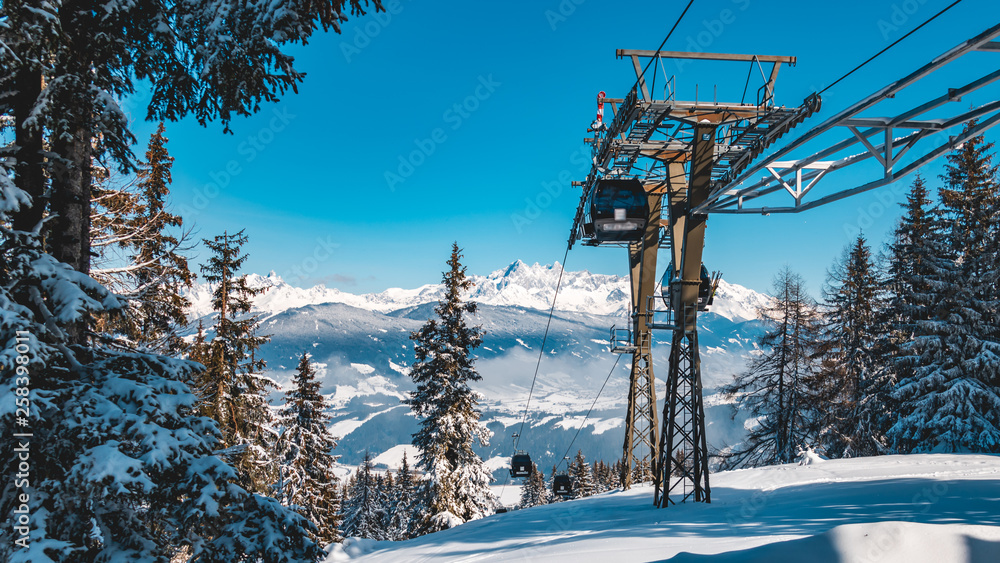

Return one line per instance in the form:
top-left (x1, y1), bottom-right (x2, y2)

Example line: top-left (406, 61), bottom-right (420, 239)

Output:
top-left (50, 126), bottom-right (92, 275)
top-left (12, 66), bottom-right (45, 234)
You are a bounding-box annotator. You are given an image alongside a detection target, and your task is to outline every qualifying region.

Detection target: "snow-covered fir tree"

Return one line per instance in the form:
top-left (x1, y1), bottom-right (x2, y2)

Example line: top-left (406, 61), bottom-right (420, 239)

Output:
top-left (405, 243), bottom-right (497, 534)
top-left (816, 234), bottom-right (889, 457)
top-left (90, 123), bottom-right (194, 354)
top-left (278, 352), bottom-right (342, 545)
top-left (569, 451), bottom-right (596, 499)
top-left (723, 267), bottom-right (823, 467)
top-left (592, 461), bottom-right (614, 493)
top-left (0, 94), bottom-right (321, 563)
top-left (630, 458), bottom-right (651, 485)
top-left (197, 230), bottom-right (277, 493)
top-left (886, 174), bottom-right (937, 342)
top-left (341, 452), bottom-right (389, 540)
top-left (891, 127), bottom-right (1000, 453)
top-left (518, 463), bottom-right (549, 508)
top-left (387, 452), bottom-right (417, 541)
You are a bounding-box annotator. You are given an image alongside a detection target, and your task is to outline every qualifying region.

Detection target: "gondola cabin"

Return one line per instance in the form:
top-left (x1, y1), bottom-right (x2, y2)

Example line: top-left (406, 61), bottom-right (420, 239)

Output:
top-left (661, 263), bottom-right (715, 311)
top-left (552, 474), bottom-right (573, 497)
top-left (582, 179), bottom-right (649, 244)
top-left (510, 452), bottom-right (533, 478)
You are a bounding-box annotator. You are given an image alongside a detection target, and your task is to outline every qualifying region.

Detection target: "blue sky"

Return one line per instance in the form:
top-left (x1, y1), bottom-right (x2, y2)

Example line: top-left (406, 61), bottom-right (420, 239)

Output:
top-left (128, 0), bottom-right (1000, 298)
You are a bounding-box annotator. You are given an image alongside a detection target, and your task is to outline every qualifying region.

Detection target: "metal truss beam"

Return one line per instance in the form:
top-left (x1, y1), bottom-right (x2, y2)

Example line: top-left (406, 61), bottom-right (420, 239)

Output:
top-left (698, 22), bottom-right (1000, 214)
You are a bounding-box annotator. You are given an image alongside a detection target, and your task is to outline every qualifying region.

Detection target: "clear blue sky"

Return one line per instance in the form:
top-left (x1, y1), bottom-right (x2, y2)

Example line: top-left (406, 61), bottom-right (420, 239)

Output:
top-left (128, 0), bottom-right (1000, 298)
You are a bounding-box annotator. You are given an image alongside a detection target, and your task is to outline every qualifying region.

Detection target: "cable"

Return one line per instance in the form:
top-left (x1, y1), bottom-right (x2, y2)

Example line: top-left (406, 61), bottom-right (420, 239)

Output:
top-left (556, 353), bottom-right (623, 473)
top-left (513, 245), bottom-right (571, 450)
top-left (630, 0), bottom-right (696, 97)
top-left (818, 0), bottom-right (963, 95)
top-left (498, 247), bottom-right (570, 506)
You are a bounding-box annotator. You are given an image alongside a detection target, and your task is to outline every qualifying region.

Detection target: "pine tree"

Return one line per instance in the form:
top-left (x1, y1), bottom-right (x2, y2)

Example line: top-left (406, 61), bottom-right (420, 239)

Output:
top-left (569, 450), bottom-right (596, 499)
top-left (278, 352), bottom-right (342, 545)
top-left (630, 457), bottom-right (651, 485)
top-left (2, 0), bottom-right (386, 276)
top-left (891, 127), bottom-right (1000, 453)
top-left (518, 463), bottom-right (549, 508)
top-left (879, 175), bottom-right (937, 450)
top-left (816, 234), bottom-right (889, 457)
top-left (611, 459), bottom-right (625, 489)
top-left (387, 452), bottom-right (416, 540)
top-left (342, 452), bottom-right (389, 540)
top-left (723, 267), bottom-right (822, 467)
top-left (197, 230), bottom-right (277, 493)
top-left (91, 123), bottom-right (194, 353)
top-left (405, 243), bottom-right (496, 535)
top-left (0, 166), bottom-right (320, 563)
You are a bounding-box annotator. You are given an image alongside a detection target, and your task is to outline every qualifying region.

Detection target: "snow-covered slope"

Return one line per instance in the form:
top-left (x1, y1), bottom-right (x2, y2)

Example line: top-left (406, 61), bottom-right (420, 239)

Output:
top-left (330, 453), bottom-right (1000, 562)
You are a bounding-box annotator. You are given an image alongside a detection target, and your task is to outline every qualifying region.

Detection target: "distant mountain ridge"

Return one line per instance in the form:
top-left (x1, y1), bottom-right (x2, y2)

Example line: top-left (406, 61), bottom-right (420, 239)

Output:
top-left (185, 260), bottom-right (769, 322)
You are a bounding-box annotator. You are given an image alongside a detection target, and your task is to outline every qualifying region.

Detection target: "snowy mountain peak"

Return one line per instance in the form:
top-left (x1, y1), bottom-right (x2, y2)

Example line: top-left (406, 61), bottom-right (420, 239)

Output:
top-left (185, 260), bottom-right (769, 323)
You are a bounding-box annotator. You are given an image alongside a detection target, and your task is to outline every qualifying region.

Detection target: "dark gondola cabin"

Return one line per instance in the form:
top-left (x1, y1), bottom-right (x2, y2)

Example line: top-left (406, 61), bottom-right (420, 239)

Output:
top-left (661, 263), bottom-right (715, 311)
top-left (552, 474), bottom-right (573, 497)
top-left (583, 179), bottom-right (649, 243)
top-left (510, 452), bottom-right (533, 478)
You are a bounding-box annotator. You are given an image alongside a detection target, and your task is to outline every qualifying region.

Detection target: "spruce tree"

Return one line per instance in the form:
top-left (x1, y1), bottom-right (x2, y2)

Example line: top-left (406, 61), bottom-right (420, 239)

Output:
top-left (341, 452), bottom-right (388, 540)
top-left (91, 123), bottom-right (193, 353)
top-left (569, 450), bottom-right (596, 499)
top-left (518, 463), bottom-right (548, 509)
top-left (405, 243), bottom-right (496, 534)
top-left (197, 229), bottom-right (277, 493)
top-left (278, 352), bottom-right (342, 545)
top-left (879, 175), bottom-right (937, 445)
top-left (387, 452), bottom-right (416, 541)
top-left (817, 234), bottom-right (889, 457)
top-left (0, 165), bottom-right (320, 563)
top-left (723, 267), bottom-right (822, 467)
top-left (891, 127), bottom-right (1000, 453)
top-left (129, 123), bottom-right (193, 352)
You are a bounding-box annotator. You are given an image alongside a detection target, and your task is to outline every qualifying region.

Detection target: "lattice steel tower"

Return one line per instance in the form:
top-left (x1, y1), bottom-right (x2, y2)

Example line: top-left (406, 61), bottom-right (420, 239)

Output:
top-left (570, 22), bottom-right (1000, 504)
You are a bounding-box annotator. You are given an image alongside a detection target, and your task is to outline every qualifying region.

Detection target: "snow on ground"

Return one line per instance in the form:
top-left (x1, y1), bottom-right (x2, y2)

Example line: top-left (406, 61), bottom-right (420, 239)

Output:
top-left (371, 444), bottom-right (420, 470)
top-left (328, 405), bottom-right (405, 440)
top-left (331, 454), bottom-right (1000, 562)
top-left (491, 483), bottom-right (523, 508)
top-left (553, 416), bottom-right (624, 435)
top-left (350, 363), bottom-right (375, 375)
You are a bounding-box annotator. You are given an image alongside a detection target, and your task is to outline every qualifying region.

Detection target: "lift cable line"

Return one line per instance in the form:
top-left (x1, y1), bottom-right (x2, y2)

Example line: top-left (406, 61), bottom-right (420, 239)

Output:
top-left (513, 245), bottom-right (571, 452)
top-left (818, 0), bottom-right (963, 96)
top-left (569, 17), bottom-right (1000, 507)
top-left (556, 353), bottom-right (624, 473)
top-left (630, 0), bottom-right (696, 98)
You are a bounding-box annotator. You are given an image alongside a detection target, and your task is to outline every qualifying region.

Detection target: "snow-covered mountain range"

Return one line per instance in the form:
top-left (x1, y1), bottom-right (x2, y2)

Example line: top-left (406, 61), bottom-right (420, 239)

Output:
top-left (187, 260), bottom-right (770, 322)
top-left (185, 261), bottom-right (769, 477)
